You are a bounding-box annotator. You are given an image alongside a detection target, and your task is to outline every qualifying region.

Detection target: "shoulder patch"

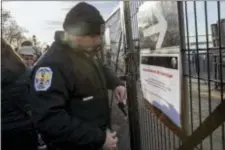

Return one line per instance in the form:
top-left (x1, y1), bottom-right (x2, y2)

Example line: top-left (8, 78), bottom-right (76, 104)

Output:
top-left (34, 67), bottom-right (53, 91)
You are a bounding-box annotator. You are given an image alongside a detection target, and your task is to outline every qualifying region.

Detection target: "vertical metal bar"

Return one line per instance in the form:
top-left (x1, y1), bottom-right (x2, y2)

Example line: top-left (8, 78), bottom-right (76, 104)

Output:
top-left (149, 113), bottom-right (153, 150)
top-left (146, 112), bottom-right (148, 150)
top-left (151, 114), bottom-right (155, 150)
top-left (193, 2), bottom-right (203, 149)
top-left (179, 138), bottom-right (182, 147)
top-left (163, 125), bottom-right (167, 150)
top-left (149, 112), bottom-right (153, 150)
top-left (145, 110), bottom-right (149, 149)
top-left (217, 2), bottom-right (225, 150)
top-left (146, 112), bottom-right (149, 150)
top-left (143, 111), bottom-right (146, 150)
top-left (177, 1), bottom-right (191, 137)
top-left (155, 116), bottom-right (158, 150)
top-left (217, 0), bottom-right (224, 105)
top-left (142, 109), bottom-right (145, 150)
top-left (185, 1), bottom-right (194, 133)
top-left (149, 114), bottom-right (153, 150)
top-left (152, 114), bottom-right (156, 150)
top-left (123, 1), bottom-right (141, 150)
top-left (157, 119), bottom-right (160, 150)
top-left (143, 111), bottom-right (147, 149)
top-left (154, 115), bottom-right (158, 150)
top-left (123, 1), bottom-right (135, 149)
top-left (173, 133), bottom-right (176, 149)
top-left (168, 128), bottom-right (171, 150)
top-left (159, 120), bottom-right (163, 150)
top-left (214, 55), bottom-right (218, 89)
top-left (166, 128), bottom-right (172, 150)
top-left (204, 2), bottom-right (213, 150)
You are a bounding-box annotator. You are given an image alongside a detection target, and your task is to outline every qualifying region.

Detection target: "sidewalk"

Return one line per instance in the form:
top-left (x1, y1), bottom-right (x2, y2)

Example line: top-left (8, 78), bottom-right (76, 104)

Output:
top-left (108, 90), bottom-right (130, 150)
top-left (188, 79), bottom-right (224, 100)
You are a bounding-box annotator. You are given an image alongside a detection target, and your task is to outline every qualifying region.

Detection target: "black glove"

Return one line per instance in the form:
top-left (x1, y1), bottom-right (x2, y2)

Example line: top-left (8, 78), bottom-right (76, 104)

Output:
top-left (117, 102), bottom-right (127, 117)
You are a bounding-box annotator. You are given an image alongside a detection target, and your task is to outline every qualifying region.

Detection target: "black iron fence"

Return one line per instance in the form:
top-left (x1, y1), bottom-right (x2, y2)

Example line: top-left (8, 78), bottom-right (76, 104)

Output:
top-left (180, 1), bottom-right (225, 150)
top-left (105, 1), bottom-right (225, 150)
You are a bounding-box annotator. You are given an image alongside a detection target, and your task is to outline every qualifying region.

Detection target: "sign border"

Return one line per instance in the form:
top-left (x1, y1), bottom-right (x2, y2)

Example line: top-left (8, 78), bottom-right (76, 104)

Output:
top-left (140, 49), bottom-right (186, 139)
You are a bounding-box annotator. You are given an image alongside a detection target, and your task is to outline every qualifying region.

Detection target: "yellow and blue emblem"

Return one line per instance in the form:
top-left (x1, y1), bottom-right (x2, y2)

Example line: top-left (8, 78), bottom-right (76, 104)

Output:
top-left (34, 67), bottom-right (53, 91)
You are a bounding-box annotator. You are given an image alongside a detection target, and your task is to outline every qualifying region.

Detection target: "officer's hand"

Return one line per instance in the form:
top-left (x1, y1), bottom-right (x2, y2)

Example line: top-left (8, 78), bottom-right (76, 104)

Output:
top-left (103, 129), bottom-right (118, 150)
top-left (114, 86), bottom-right (127, 104)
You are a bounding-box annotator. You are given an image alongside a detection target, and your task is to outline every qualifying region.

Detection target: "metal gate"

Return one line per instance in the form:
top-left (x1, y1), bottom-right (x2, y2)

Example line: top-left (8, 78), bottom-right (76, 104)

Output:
top-left (105, 1), bottom-right (225, 150)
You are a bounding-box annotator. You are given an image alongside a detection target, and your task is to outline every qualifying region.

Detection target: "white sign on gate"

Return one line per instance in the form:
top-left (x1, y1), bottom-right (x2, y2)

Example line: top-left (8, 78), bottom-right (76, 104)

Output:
top-left (138, 1), bottom-right (182, 127)
top-left (140, 53), bottom-right (181, 127)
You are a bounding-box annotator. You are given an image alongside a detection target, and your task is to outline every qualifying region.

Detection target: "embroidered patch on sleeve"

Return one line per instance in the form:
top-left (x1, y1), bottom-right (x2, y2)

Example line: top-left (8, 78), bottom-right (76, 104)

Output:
top-left (34, 67), bottom-right (53, 91)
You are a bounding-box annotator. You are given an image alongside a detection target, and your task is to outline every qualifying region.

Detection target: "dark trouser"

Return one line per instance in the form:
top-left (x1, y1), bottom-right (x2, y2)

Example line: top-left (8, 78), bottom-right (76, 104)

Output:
top-left (2, 129), bottom-right (38, 150)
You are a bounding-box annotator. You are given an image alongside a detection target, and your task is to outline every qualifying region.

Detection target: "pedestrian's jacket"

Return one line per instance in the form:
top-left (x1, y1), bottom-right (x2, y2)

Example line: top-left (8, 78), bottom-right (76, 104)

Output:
top-left (30, 31), bottom-right (124, 150)
top-left (1, 68), bottom-right (33, 132)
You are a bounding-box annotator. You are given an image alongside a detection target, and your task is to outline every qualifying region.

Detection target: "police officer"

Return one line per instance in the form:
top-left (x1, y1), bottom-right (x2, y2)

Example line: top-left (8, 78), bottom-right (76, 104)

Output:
top-left (1, 38), bottom-right (38, 150)
top-left (30, 2), bottom-right (126, 150)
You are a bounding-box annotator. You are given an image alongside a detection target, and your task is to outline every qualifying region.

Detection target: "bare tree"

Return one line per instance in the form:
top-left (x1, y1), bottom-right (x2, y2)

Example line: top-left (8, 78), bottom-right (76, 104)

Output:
top-left (15, 31), bottom-right (27, 47)
top-left (2, 9), bottom-right (28, 47)
top-left (2, 9), bottom-right (11, 27)
top-left (2, 9), bottom-right (12, 38)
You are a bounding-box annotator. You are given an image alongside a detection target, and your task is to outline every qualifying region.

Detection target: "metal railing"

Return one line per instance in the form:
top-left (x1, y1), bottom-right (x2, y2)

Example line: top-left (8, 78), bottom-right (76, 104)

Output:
top-left (105, 1), bottom-right (225, 150)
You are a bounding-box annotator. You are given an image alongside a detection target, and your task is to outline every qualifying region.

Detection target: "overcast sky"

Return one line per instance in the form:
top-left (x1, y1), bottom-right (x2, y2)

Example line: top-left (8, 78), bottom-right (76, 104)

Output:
top-left (3, 1), bottom-right (224, 46)
top-left (185, 1), bottom-right (225, 35)
top-left (2, 1), bottom-right (119, 45)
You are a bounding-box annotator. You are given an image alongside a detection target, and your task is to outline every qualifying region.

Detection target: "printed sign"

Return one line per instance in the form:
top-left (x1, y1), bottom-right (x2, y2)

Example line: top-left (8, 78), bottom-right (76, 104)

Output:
top-left (140, 53), bottom-right (181, 127)
top-left (137, 1), bottom-right (182, 128)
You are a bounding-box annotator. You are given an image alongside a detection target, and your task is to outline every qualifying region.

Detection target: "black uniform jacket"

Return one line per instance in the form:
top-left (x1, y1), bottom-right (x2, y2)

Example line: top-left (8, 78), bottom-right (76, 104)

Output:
top-left (30, 32), bottom-right (123, 150)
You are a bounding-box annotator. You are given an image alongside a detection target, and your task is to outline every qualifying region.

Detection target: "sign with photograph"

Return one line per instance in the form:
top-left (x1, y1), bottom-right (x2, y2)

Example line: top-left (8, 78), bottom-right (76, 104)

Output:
top-left (140, 53), bottom-right (181, 127)
top-left (138, 1), bottom-right (183, 130)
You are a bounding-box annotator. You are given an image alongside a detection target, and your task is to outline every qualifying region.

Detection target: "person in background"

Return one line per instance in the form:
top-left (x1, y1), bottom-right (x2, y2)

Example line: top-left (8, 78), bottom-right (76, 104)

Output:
top-left (29, 2), bottom-right (127, 150)
top-left (1, 38), bottom-right (38, 150)
top-left (21, 40), bottom-right (33, 46)
top-left (17, 42), bottom-right (38, 69)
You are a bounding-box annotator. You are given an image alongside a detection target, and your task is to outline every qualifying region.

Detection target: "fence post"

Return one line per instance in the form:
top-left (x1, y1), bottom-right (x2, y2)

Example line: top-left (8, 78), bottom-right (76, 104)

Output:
top-left (220, 19), bottom-right (225, 47)
top-left (123, 1), bottom-right (142, 150)
top-left (177, 1), bottom-right (191, 138)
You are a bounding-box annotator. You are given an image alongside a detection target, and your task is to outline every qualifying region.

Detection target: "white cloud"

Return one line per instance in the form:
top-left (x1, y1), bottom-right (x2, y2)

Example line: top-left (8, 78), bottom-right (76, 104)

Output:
top-left (2, 1), bottom-right (118, 45)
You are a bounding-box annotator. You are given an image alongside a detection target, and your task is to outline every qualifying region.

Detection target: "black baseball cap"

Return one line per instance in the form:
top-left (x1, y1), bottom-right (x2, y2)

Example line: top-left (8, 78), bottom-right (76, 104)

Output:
top-left (63, 2), bottom-right (105, 36)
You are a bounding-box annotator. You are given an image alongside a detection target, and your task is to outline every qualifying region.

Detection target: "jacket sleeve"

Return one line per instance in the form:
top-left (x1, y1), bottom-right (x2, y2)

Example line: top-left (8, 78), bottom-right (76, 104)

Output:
top-left (30, 64), bottom-right (106, 149)
top-left (103, 64), bottom-right (124, 90)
